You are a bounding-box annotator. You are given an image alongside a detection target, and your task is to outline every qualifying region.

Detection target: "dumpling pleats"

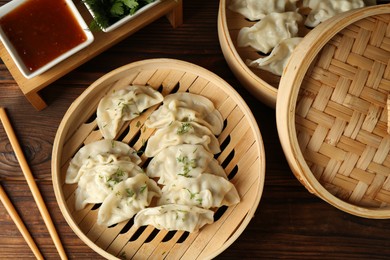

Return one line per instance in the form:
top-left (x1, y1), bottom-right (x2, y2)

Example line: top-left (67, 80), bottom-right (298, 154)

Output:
top-left (145, 92), bottom-right (224, 135)
top-left (228, 0), bottom-right (298, 21)
top-left (97, 85), bottom-right (163, 139)
top-left (237, 12), bottom-right (303, 54)
top-left (66, 139), bottom-right (141, 184)
top-left (146, 144), bottom-right (227, 185)
top-left (246, 37), bottom-right (302, 76)
top-left (74, 160), bottom-right (142, 210)
top-left (157, 173), bottom-right (240, 209)
top-left (97, 174), bottom-right (161, 226)
top-left (134, 204), bottom-right (214, 233)
top-left (144, 121), bottom-right (221, 157)
top-left (303, 0), bottom-right (365, 27)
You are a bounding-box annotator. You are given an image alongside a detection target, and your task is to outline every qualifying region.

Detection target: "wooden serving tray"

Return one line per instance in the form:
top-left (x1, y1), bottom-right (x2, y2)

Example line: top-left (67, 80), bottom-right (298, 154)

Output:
top-left (0, 0), bottom-right (182, 111)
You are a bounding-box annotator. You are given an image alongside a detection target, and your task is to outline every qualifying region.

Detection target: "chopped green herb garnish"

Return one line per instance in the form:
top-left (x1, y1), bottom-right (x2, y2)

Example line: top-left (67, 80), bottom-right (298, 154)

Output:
top-left (185, 188), bottom-right (198, 199)
top-left (115, 168), bottom-right (125, 177)
top-left (126, 188), bottom-right (135, 197)
top-left (105, 168), bottom-right (126, 189)
top-left (177, 122), bottom-right (192, 135)
top-left (177, 155), bottom-right (197, 177)
top-left (139, 184), bottom-right (147, 193)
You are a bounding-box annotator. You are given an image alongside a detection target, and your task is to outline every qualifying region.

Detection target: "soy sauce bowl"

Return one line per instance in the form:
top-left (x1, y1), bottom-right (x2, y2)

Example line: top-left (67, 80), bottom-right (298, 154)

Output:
top-left (0, 0), bottom-right (94, 79)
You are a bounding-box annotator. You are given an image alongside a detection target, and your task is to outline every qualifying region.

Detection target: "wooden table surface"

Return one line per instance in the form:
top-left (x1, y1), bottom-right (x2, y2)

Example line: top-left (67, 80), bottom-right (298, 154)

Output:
top-left (1, 0), bottom-right (390, 259)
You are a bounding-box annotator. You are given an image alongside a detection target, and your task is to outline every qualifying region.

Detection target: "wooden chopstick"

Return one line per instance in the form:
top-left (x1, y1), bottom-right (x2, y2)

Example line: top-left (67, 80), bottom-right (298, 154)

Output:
top-left (0, 107), bottom-right (68, 260)
top-left (0, 184), bottom-right (44, 260)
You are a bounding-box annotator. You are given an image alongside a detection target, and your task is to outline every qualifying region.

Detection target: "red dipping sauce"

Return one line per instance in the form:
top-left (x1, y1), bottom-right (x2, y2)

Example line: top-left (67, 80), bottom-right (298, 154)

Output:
top-left (0, 0), bottom-right (87, 72)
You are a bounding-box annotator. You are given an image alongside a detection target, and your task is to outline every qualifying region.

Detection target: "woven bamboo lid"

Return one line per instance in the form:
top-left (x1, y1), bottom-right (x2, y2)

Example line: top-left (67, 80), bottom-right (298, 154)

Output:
top-left (277, 5), bottom-right (390, 218)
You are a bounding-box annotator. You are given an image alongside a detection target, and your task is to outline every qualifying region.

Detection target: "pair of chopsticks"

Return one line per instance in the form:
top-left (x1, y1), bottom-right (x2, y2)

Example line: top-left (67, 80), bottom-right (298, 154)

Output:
top-left (0, 107), bottom-right (67, 260)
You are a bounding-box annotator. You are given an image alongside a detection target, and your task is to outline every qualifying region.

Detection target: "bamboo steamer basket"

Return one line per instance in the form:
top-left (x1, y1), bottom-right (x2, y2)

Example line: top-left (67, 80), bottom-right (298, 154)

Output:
top-left (217, 0), bottom-right (381, 108)
top-left (217, 0), bottom-right (278, 108)
top-left (52, 58), bottom-right (265, 259)
top-left (277, 5), bottom-right (390, 218)
top-left (217, 0), bottom-right (311, 108)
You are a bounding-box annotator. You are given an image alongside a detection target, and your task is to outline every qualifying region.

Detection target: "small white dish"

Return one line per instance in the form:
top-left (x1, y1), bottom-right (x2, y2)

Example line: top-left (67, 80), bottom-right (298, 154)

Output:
top-left (0, 0), bottom-right (94, 79)
top-left (85, 0), bottom-right (161, 33)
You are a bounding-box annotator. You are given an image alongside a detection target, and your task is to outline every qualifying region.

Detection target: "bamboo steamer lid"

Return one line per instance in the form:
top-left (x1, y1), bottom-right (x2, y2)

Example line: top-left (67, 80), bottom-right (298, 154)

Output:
top-left (277, 4), bottom-right (390, 218)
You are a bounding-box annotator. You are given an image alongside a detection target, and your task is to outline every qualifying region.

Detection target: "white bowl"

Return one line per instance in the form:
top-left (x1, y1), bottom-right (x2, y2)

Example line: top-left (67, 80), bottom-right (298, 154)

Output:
top-left (84, 0), bottom-right (161, 32)
top-left (0, 0), bottom-right (94, 79)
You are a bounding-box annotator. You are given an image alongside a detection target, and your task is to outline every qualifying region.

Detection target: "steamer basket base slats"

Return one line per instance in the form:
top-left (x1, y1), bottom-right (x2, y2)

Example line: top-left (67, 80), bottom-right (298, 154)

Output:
top-left (52, 59), bottom-right (265, 259)
top-left (277, 5), bottom-right (390, 218)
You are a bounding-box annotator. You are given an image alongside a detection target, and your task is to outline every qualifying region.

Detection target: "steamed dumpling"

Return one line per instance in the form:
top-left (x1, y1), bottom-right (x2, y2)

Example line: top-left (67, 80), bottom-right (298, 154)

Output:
top-left (134, 204), bottom-right (214, 232)
top-left (144, 121), bottom-right (221, 157)
top-left (74, 161), bottom-right (144, 210)
top-left (66, 139), bottom-right (141, 184)
top-left (97, 85), bottom-right (163, 139)
top-left (97, 174), bottom-right (161, 226)
top-left (303, 0), bottom-right (365, 27)
top-left (247, 37), bottom-right (302, 76)
top-left (228, 0), bottom-right (298, 21)
top-left (145, 92), bottom-right (224, 135)
top-left (237, 11), bottom-right (303, 54)
top-left (157, 173), bottom-right (240, 209)
top-left (147, 144), bottom-right (227, 185)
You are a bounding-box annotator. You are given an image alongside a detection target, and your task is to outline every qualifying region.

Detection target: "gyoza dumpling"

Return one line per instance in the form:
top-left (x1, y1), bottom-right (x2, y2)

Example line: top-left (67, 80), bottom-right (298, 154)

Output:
top-left (97, 85), bottom-right (163, 139)
top-left (228, 0), bottom-right (298, 21)
top-left (303, 0), bottom-right (365, 27)
top-left (247, 37), bottom-right (302, 76)
top-left (134, 204), bottom-right (214, 232)
top-left (66, 139), bottom-right (141, 184)
top-left (147, 144), bottom-right (227, 185)
top-left (74, 161), bottom-right (144, 210)
top-left (97, 174), bottom-right (161, 226)
top-left (145, 92), bottom-right (224, 135)
top-left (144, 121), bottom-right (221, 157)
top-left (157, 173), bottom-right (240, 209)
top-left (237, 12), bottom-right (303, 54)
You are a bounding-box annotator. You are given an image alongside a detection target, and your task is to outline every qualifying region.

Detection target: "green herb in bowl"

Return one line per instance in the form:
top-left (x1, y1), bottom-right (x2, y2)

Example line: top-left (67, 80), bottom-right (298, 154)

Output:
top-left (83, 0), bottom-right (158, 31)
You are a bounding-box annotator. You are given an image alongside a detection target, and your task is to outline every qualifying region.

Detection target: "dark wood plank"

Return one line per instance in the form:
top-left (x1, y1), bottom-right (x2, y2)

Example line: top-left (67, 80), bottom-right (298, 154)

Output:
top-left (1, 0), bottom-right (390, 259)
